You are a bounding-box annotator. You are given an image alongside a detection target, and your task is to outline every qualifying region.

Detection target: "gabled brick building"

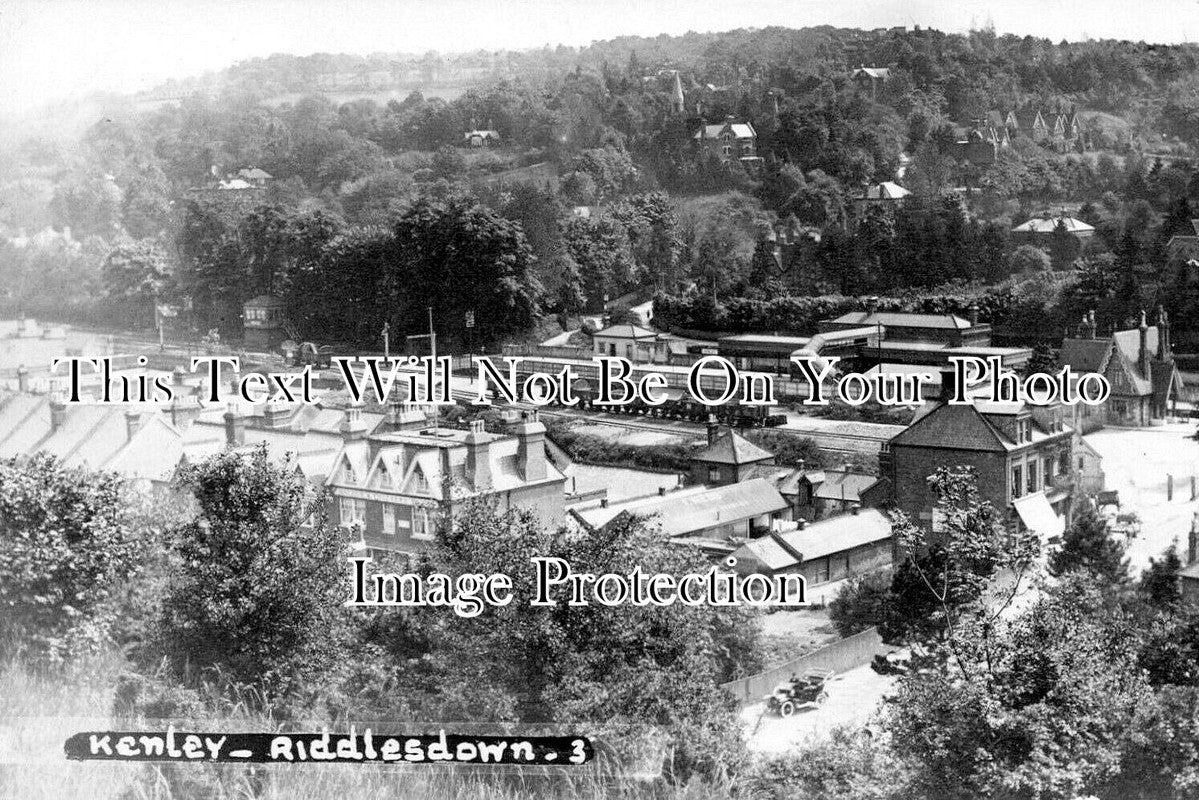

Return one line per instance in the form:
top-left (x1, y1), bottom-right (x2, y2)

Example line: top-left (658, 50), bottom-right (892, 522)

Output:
top-left (1059, 308), bottom-right (1181, 428)
top-left (883, 383), bottom-right (1076, 544)
top-left (328, 411), bottom-right (566, 557)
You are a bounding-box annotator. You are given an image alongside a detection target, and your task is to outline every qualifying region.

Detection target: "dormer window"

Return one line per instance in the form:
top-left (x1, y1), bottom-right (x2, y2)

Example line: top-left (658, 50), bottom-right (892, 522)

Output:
top-left (413, 470), bottom-right (429, 495)
top-left (721, 132), bottom-right (732, 141)
top-left (1016, 418), bottom-right (1032, 444)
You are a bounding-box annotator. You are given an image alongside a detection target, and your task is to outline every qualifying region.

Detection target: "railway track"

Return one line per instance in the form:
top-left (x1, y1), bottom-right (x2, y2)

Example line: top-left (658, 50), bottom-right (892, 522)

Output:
top-left (522, 404), bottom-right (886, 456)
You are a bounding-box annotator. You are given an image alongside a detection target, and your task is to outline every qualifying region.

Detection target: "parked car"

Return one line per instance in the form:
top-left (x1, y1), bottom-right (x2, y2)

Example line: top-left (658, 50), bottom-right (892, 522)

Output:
top-left (871, 651), bottom-right (910, 676)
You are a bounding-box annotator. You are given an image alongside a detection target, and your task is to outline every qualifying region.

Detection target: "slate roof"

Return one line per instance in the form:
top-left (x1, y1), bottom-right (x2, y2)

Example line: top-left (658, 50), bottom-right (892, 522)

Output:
top-left (1059, 339), bottom-right (1113, 374)
top-left (1011, 216), bottom-right (1095, 234)
top-left (693, 122), bottom-right (756, 139)
top-left (733, 509), bottom-right (892, 572)
top-left (829, 311), bottom-right (972, 330)
top-left (864, 181), bottom-right (911, 200)
top-left (812, 471), bottom-right (880, 502)
top-left (0, 394), bottom-right (183, 482)
top-left (692, 430), bottom-right (774, 466)
top-left (594, 324), bottom-right (661, 340)
top-left (852, 67), bottom-right (891, 80)
top-left (1064, 325), bottom-right (1179, 402)
top-left (889, 402), bottom-right (1007, 452)
top-left (571, 477), bottom-right (787, 537)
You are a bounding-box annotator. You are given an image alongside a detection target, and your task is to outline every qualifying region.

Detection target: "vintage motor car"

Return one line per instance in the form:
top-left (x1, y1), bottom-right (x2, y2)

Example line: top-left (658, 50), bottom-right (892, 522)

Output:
top-left (764, 669), bottom-right (834, 716)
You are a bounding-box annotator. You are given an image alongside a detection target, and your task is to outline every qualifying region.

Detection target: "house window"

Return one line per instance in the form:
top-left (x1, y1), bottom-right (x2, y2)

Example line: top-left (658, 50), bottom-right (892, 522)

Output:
top-left (413, 471), bottom-right (429, 495)
top-left (1027, 460), bottom-right (1038, 494)
top-left (1016, 419), bottom-right (1031, 443)
top-left (708, 467), bottom-right (721, 483)
top-left (382, 505), bottom-right (396, 535)
top-left (1044, 456), bottom-right (1055, 482)
top-left (741, 143), bottom-right (753, 155)
top-left (722, 145), bottom-right (732, 157)
top-left (339, 497), bottom-right (365, 526)
top-left (1011, 465), bottom-right (1024, 498)
top-left (721, 132), bottom-right (732, 141)
top-left (412, 507), bottom-right (434, 540)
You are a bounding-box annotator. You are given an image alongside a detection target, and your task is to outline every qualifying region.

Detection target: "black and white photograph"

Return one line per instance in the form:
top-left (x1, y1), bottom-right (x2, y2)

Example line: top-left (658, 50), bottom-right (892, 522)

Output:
top-left (2, 1), bottom-right (1199, 797)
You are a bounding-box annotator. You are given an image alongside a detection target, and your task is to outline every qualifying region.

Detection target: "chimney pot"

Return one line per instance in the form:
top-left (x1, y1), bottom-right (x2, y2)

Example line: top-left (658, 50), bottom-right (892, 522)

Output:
top-left (16, 365), bottom-right (29, 393)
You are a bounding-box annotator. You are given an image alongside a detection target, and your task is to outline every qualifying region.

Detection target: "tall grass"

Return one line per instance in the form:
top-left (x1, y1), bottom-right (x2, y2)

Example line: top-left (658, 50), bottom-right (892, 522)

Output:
top-left (0, 653), bottom-right (747, 800)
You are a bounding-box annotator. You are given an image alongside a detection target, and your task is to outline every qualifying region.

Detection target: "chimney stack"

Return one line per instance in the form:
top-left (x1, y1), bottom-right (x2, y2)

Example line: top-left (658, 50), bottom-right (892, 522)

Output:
top-left (262, 403), bottom-right (290, 430)
top-left (1190, 512), bottom-right (1199, 566)
top-left (968, 303), bottom-right (979, 327)
top-left (938, 367), bottom-right (960, 403)
top-left (707, 414), bottom-right (720, 446)
top-left (49, 396), bottom-right (67, 433)
top-left (339, 403), bottom-right (369, 443)
top-left (224, 404), bottom-right (246, 447)
top-left (1138, 310), bottom-right (1150, 375)
top-left (465, 419), bottom-right (491, 491)
top-left (125, 408), bottom-right (143, 442)
top-left (170, 395), bottom-right (201, 430)
top-left (16, 366), bottom-right (28, 393)
top-left (514, 410), bottom-right (546, 482)
top-left (1158, 305), bottom-right (1171, 360)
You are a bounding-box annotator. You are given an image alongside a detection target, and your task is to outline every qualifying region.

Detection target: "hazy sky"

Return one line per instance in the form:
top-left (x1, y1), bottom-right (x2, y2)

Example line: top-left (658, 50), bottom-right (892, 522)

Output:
top-left (2, 0), bottom-right (1197, 113)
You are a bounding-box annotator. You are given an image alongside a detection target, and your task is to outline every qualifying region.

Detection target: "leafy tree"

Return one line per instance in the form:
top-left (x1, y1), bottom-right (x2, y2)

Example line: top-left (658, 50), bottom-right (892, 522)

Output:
top-left (569, 144), bottom-right (637, 200)
top-left (563, 215), bottom-right (637, 310)
top-left (160, 446), bottom-right (346, 703)
top-left (48, 174), bottom-right (123, 240)
top-left (0, 454), bottom-right (139, 658)
top-left (102, 239), bottom-right (170, 323)
top-left (887, 467), bottom-right (1040, 665)
top-left (1010, 243), bottom-right (1052, 273)
top-left (888, 576), bottom-right (1149, 800)
top-left (828, 571), bottom-right (892, 638)
top-left (363, 501), bottom-right (760, 782)
top-left (501, 184), bottom-right (583, 312)
top-left (1142, 544), bottom-right (1183, 609)
top-left (608, 191), bottom-right (682, 292)
top-left (1023, 341), bottom-right (1059, 378)
top-left (1049, 504), bottom-right (1129, 583)
top-left (1049, 218), bottom-right (1081, 269)
top-left (387, 193), bottom-right (542, 346)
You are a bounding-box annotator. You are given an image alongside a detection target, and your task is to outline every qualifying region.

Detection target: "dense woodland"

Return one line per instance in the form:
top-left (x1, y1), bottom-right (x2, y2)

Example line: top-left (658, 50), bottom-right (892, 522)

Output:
top-left (3, 25), bottom-right (1199, 348)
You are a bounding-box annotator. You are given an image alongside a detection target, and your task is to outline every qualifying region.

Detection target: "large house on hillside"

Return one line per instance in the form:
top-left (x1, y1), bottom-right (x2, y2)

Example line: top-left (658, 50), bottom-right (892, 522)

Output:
top-left (693, 118), bottom-right (758, 165)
